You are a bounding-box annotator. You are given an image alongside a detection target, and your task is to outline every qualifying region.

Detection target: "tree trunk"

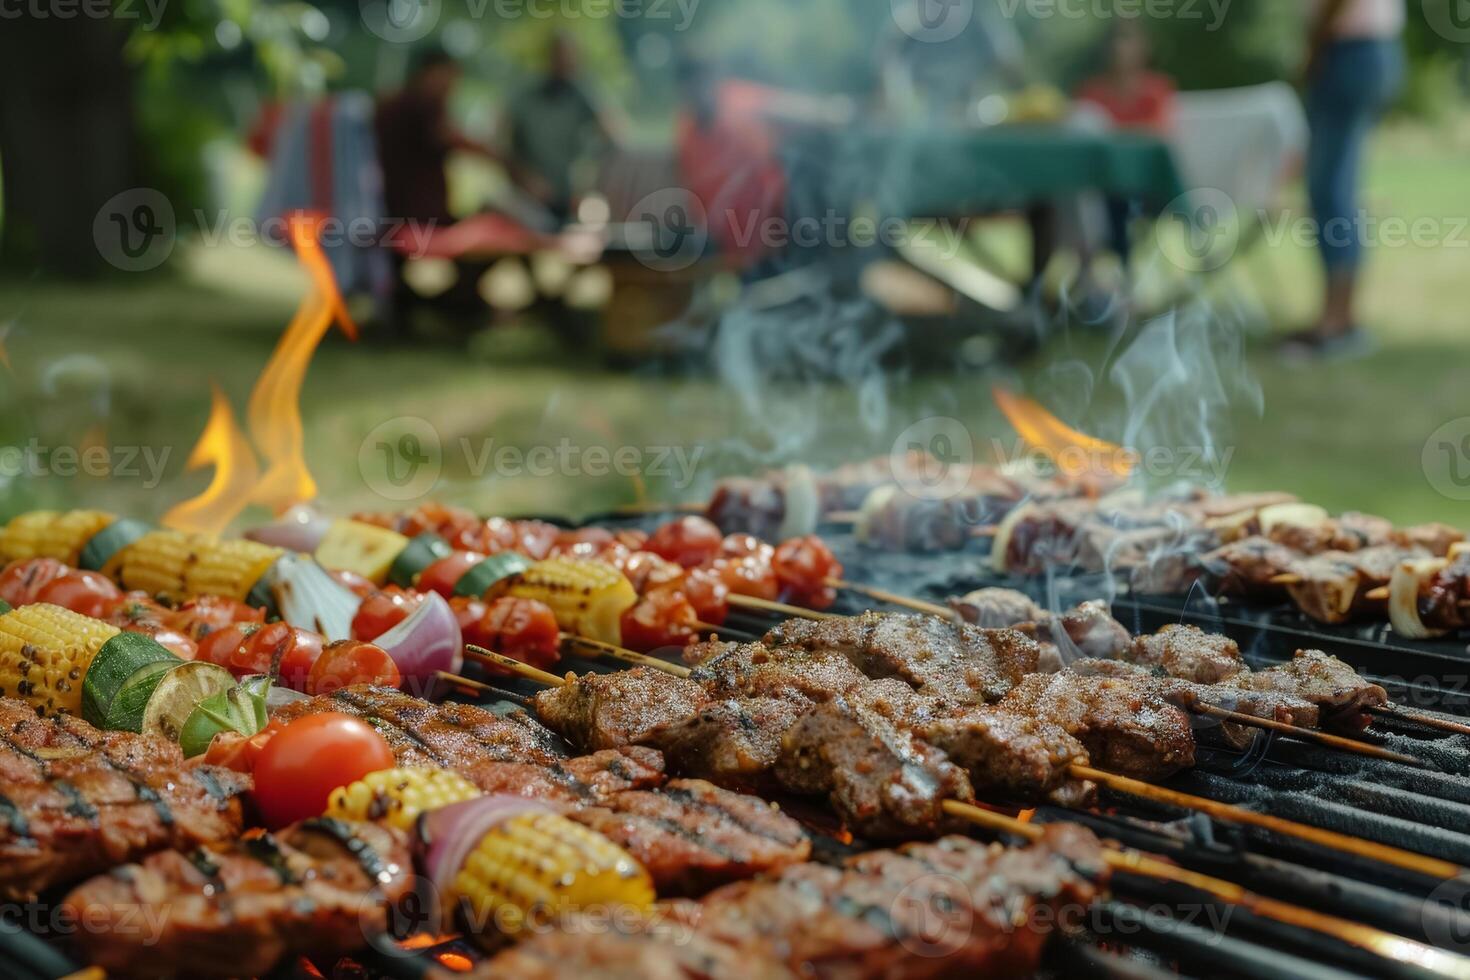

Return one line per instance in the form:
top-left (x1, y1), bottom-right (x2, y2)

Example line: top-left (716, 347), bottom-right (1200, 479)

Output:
top-left (0, 15), bottom-right (138, 276)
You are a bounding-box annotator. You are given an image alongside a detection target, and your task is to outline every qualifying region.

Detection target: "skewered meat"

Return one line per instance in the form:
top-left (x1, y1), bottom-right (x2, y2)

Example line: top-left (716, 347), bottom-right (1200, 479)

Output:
top-left (1059, 600), bottom-right (1134, 660)
top-left (63, 817), bottom-right (413, 979)
top-left (1200, 535), bottom-right (1300, 594)
top-left (1230, 650), bottom-right (1388, 729)
top-left (568, 778), bottom-right (810, 895)
top-left (1283, 545), bottom-right (1425, 625)
top-left (1128, 624), bottom-right (1244, 685)
top-left (481, 926), bottom-right (775, 980)
top-left (1421, 549), bottom-right (1470, 632)
top-left (998, 673), bottom-right (1196, 781)
top-left (948, 587), bottom-right (1046, 629)
top-left (533, 668), bottom-right (711, 750)
top-left (0, 698), bottom-right (248, 900)
top-left (641, 697), bottom-right (805, 793)
top-left (918, 709), bottom-right (1096, 807)
top-left (775, 684), bottom-right (975, 840)
top-left (1394, 522), bottom-right (1467, 557)
top-left (764, 612), bottom-right (1040, 706)
top-left (690, 641), bottom-right (870, 703)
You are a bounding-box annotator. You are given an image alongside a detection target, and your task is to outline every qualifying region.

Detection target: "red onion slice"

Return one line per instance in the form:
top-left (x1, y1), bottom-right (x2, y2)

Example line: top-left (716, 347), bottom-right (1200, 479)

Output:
top-left (373, 591), bottom-right (463, 686)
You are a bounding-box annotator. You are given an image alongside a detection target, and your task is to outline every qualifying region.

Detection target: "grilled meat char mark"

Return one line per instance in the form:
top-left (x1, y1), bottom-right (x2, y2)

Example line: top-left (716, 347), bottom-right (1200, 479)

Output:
top-left (63, 818), bottom-right (412, 979)
top-left (1232, 650), bottom-right (1388, 730)
top-left (0, 698), bottom-right (248, 901)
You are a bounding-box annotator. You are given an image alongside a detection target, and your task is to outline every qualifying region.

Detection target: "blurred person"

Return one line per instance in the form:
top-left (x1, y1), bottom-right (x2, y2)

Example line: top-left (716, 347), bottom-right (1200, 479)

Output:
top-left (1076, 20), bottom-right (1178, 267)
top-left (505, 32), bottom-right (624, 224)
top-left (1285, 0), bottom-right (1405, 357)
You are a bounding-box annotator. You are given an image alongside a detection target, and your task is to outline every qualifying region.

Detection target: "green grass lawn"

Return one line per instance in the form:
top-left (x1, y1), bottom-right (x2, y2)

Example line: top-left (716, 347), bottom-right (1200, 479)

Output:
top-left (1, 116), bottom-right (1466, 531)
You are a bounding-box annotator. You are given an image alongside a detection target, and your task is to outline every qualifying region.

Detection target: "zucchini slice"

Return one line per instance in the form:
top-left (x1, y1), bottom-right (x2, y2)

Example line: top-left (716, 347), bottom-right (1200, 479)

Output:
top-left (81, 632), bottom-right (181, 727)
top-left (78, 518), bottom-right (151, 575)
top-left (388, 533), bottom-right (452, 589)
top-left (454, 551), bottom-right (533, 599)
top-left (140, 662), bottom-right (236, 743)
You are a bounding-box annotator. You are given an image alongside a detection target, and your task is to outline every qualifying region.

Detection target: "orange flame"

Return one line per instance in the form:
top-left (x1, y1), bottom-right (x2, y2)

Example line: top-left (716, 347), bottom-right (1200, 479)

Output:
top-left (992, 387), bottom-right (1136, 479)
top-left (163, 212), bottom-right (356, 532)
top-left (161, 383), bottom-right (261, 534)
top-left (1016, 808), bottom-right (1037, 824)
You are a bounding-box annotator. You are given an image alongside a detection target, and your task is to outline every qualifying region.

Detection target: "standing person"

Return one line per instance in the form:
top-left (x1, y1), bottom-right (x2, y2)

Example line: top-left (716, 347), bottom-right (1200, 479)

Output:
top-left (1286, 0), bottom-right (1405, 356)
top-left (505, 32), bottom-right (623, 225)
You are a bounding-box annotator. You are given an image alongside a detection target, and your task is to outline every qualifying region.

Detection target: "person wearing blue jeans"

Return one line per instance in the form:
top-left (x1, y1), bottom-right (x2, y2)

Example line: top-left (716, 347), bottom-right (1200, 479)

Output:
top-left (1286, 0), bottom-right (1405, 356)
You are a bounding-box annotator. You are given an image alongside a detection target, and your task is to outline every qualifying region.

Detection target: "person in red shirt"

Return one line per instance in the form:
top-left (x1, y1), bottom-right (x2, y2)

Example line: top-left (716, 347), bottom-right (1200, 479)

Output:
top-left (1075, 22), bottom-right (1178, 266)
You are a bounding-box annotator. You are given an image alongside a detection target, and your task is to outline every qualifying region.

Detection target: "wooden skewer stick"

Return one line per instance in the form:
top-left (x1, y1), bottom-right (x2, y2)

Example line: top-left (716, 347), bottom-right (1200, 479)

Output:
top-left (1370, 705), bottom-right (1470, 738)
top-left (545, 643), bottom-right (1452, 878)
top-left (827, 578), bottom-right (960, 621)
top-left (941, 800), bottom-right (1470, 979)
top-left (1364, 586), bottom-right (1390, 602)
top-left (1192, 702), bottom-right (1425, 768)
top-left (1268, 572), bottom-right (1302, 586)
top-left (1073, 764), bottom-right (1460, 880)
top-left (557, 633), bottom-right (690, 676)
top-left (461, 646), bottom-right (566, 686)
top-left (727, 594), bottom-right (840, 620)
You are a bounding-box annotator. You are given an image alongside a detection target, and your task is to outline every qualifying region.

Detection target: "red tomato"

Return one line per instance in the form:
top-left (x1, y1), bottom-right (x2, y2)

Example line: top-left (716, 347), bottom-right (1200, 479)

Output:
top-left (195, 622), bottom-right (256, 673)
top-left (773, 536), bottom-right (843, 610)
top-left (719, 533), bottom-right (774, 563)
top-left (328, 569), bottom-right (378, 598)
top-left (250, 623), bottom-right (325, 691)
top-left (307, 640), bottom-right (401, 695)
top-left (469, 597), bottom-right (561, 670)
top-left (647, 517), bottom-right (723, 568)
top-left (101, 592), bottom-right (170, 629)
top-left (714, 556), bottom-right (780, 600)
top-left (167, 595), bottom-right (266, 641)
top-left (462, 516), bottom-right (520, 554)
top-left (34, 570), bottom-right (121, 618)
top-left (250, 712), bottom-right (395, 829)
top-left (620, 551), bottom-right (685, 595)
top-left (449, 595), bottom-right (488, 639)
top-left (619, 588), bottom-right (698, 651)
top-left (0, 558), bottom-right (70, 607)
top-left (681, 565), bottom-right (730, 624)
top-left (351, 588), bottom-right (424, 641)
top-left (513, 521), bottom-right (561, 561)
top-left (398, 503), bottom-right (481, 543)
top-left (131, 626), bottom-right (198, 660)
top-left (418, 551), bottom-right (486, 599)
top-left (552, 527), bottom-right (614, 559)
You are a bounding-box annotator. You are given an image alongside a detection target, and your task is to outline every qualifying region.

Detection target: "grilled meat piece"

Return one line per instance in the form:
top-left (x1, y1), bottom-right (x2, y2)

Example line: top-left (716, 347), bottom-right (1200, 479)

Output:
top-left (1394, 522), bottom-right (1466, 557)
top-left (763, 612), bottom-right (1039, 706)
top-left (273, 685), bottom-right (566, 768)
top-left (698, 824), bottom-right (1107, 979)
top-left (641, 697), bottom-right (804, 793)
top-left (949, 587), bottom-right (1046, 629)
top-left (775, 686), bottom-right (974, 840)
top-left (998, 673), bottom-right (1196, 780)
top-left (569, 778), bottom-right (810, 895)
top-left (1284, 545), bottom-right (1423, 625)
top-left (1423, 550), bottom-right (1470, 632)
top-left (63, 817), bottom-right (412, 979)
top-left (0, 698), bottom-right (248, 900)
top-left (482, 926), bottom-right (782, 980)
top-left (460, 747), bottom-right (667, 803)
top-left (690, 642), bottom-right (868, 703)
top-left (533, 668), bottom-right (711, 750)
top-left (1231, 650), bottom-right (1388, 730)
top-left (918, 709), bottom-right (1095, 807)
top-left (1060, 600), bottom-right (1134, 660)
top-left (948, 591), bottom-right (1131, 668)
top-left (1128, 624), bottom-right (1244, 685)
top-left (1200, 535), bottom-right (1300, 594)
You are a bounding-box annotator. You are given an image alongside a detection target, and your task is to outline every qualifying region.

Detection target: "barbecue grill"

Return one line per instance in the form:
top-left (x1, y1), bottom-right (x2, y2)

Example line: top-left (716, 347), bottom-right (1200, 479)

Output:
top-left (8, 508), bottom-right (1470, 980)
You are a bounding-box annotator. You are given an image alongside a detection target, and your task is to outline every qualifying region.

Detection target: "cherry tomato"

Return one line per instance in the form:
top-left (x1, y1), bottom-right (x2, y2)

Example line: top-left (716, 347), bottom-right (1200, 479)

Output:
top-left (31, 570), bottom-right (121, 618)
top-left (328, 569), bottom-right (378, 598)
top-left (773, 535), bottom-right (843, 610)
top-left (647, 516), bottom-right (723, 568)
top-left (307, 640), bottom-right (401, 695)
top-left (352, 588), bottom-right (424, 641)
top-left (196, 622), bottom-right (257, 674)
top-left (0, 558), bottom-right (70, 607)
top-left (449, 594), bottom-right (488, 638)
top-left (398, 503), bottom-right (481, 542)
top-left (619, 588), bottom-right (698, 652)
top-left (620, 551), bottom-right (685, 595)
top-left (250, 623), bottom-right (325, 691)
top-left (552, 527), bottom-right (614, 559)
top-left (167, 595), bottom-right (266, 641)
top-left (418, 551), bottom-right (487, 599)
top-left (129, 625), bottom-right (198, 660)
top-left (468, 597), bottom-right (561, 670)
top-left (462, 516), bottom-right (519, 554)
top-left (719, 533), bottom-right (774, 563)
top-left (682, 565), bottom-right (730, 624)
top-left (513, 521), bottom-right (560, 561)
top-left (250, 712), bottom-right (395, 829)
top-left (102, 592), bottom-right (170, 628)
top-left (714, 556), bottom-right (780, 600)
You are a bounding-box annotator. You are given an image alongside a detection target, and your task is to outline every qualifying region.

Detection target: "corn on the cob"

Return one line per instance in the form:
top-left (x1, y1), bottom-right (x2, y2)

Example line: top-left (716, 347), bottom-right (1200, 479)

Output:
top-left (0, 510), bottom-right (116, 565)
top-left (508, 557), bottom-right (636, 646)
top-left (0, 603), bottom-right (120, 716)
top-left (118, 530), bottom-right (210, 600)
top-left (450, 809), bottom-right (654, 937)
top-left (326, 767), bottom-right (482, 830)
top-left (184, 538), bottom-right (284, 602)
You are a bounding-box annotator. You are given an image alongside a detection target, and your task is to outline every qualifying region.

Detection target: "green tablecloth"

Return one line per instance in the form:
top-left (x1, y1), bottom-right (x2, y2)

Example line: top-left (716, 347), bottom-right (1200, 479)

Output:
top-left (814, 124), bottom-right (1188, 219)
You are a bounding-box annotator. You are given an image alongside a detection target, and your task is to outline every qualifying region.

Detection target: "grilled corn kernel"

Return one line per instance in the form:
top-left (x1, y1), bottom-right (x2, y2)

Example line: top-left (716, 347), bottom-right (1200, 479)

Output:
top-left (325, 767), bottom-right (482, 830)
top-left (184, 539), bottom-right (284, 602)
top-left (0, 603), bottom-right (120, 716)
top-left (0, 510), bottom-right (117, 565)
top-left (118, 530), bottom-right (209, 600)
top-left (508, 557), bottom-right (637, 647)
top-left (450, 810), bottom-right (654, 937)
